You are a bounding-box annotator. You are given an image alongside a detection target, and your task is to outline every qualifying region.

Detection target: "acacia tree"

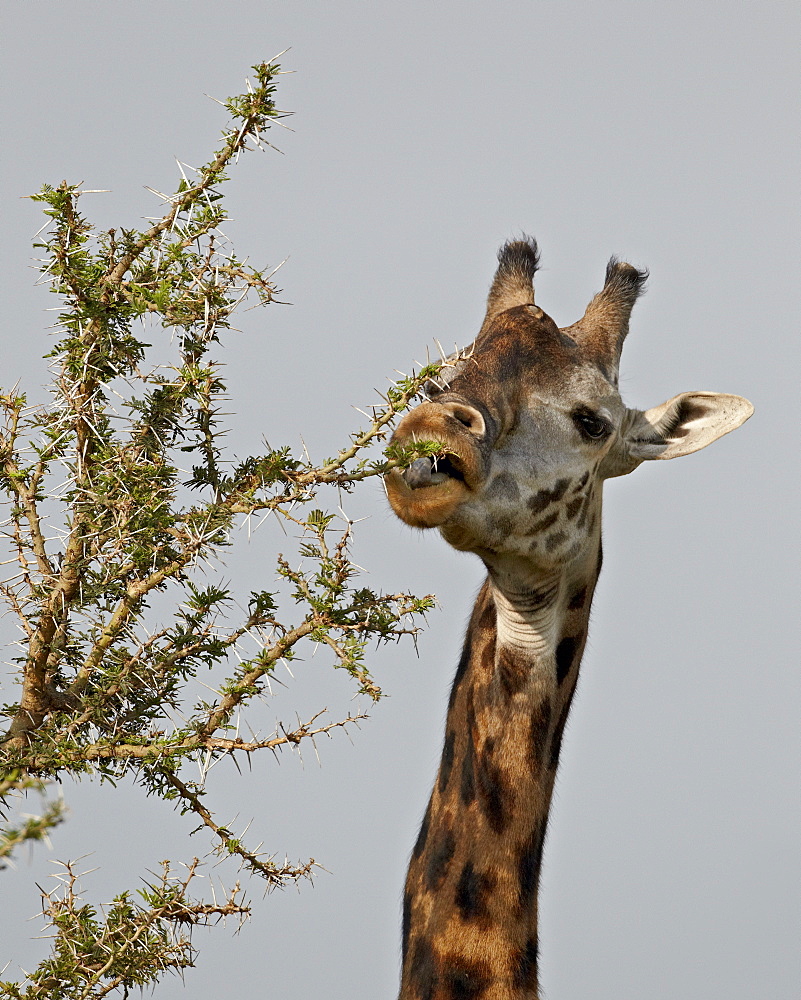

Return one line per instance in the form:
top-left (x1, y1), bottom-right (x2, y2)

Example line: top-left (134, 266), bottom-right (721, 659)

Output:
top-left (0, 61), bottom-right (443, 998)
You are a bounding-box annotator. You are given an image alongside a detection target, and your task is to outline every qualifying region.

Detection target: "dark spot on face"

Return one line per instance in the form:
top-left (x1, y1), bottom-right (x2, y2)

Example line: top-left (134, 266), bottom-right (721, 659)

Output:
top-left (454, 860), bottom-right (496, 921)
top-left (512, 936), bottom-right (539, 990)
top-left (439, 730), bottom-right (456, 794)
top-left (545, 530), bottom-right (568, 552)
top-left (531, 509), bottom-right (559, 533)
top-left (442, 959), bottom-right (493, 1000)
top-left (555, 634), bottom-right (582, 685)
top-left (565, 494), bottom-right (584, 520)
top-left (518, 822), bottom-right (545, 913)
top-left (476, 739), bottom-right (510, 833)
top-left (496, 646), bottom-right (528, 700)
top-left (409, 936), bottom-right (437, 1000)
top-left (573, 470), bottom-right (590, 492)
top-left (488, 512), bottom-right (514, 540)
top-left (412, 801), bottom-right (431, 860)
top-left (568, 585), bottom-right (587, 609)
top-left (527, 491), bottom-right (550, 517)
top-left (485, 471), bottom-right (520, 502)
top-left (530, 698), bottom-right (552, 772)
top-left (527, 477), bottom-right (571, 515)
top-left (425, 827), bottom-right (456, 892)
top-left (402, 889), bottom-right (412, 959)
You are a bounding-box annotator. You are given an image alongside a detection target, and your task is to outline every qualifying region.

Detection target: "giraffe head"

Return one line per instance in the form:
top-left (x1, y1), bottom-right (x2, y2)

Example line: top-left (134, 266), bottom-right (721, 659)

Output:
top-left (386, 238), bottom-right (753, 567)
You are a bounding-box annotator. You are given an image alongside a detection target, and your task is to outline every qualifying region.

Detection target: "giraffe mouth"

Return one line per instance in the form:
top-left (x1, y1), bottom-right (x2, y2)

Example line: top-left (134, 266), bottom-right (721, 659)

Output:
top-left (385, 401), bottom-right (482, 528)
top-left (402, 454), bottom-right (466, 489)
top-left (385, 450), bottom-right (473, 529)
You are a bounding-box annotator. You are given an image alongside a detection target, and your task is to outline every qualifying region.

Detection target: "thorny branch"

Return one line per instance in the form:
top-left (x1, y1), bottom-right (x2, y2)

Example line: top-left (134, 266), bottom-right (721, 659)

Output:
top-left (0, 859), bottom-right (249, 999)
top-left (162, 770), bottom-right (318, 887)
top-left (0, 59), bottom-right (439, 998)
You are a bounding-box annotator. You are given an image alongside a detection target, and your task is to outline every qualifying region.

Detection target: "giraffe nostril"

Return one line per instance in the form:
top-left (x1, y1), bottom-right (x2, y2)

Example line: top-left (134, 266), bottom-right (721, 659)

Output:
top-left (442, 403), bottom-right (485, 436)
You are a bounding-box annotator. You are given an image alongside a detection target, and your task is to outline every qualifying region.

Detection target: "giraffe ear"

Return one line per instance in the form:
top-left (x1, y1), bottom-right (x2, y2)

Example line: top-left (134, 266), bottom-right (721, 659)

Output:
top-left (600, 391), bottom-right (754, 478)
top-left (481, 237), bottom-right (540, 329)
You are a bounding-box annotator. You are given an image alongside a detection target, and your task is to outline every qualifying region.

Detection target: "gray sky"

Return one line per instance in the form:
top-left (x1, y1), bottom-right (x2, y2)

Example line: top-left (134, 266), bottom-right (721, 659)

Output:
top-left (1, 3), bottom-right (798, 998)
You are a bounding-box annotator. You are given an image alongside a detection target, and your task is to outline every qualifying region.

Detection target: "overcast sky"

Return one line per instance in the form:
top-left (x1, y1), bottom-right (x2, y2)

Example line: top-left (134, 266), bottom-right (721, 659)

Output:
top-left (1, 3), bottom-right (798, 999)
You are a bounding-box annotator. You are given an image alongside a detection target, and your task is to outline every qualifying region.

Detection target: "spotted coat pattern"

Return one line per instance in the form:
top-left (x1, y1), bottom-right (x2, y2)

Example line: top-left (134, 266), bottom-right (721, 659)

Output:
top-left (400, 517), bottom-right (598, 1000)
top-left (389, 237), bottom-right (753, 1000)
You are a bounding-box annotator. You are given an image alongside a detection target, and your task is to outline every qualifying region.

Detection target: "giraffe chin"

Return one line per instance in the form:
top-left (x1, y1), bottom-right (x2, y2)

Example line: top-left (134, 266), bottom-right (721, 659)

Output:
top-left (384, 469), bottom-right (470, 529)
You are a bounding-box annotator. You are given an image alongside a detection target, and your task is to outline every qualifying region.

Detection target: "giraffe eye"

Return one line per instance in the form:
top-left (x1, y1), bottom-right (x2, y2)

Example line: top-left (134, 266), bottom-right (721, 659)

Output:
top-left (574, 412), bottom-right (610, 440)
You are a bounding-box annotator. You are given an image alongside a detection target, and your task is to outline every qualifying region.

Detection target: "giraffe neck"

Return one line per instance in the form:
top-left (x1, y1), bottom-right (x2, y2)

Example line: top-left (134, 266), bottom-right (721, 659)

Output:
top-left (399, 539), bottom-right (601, 1000)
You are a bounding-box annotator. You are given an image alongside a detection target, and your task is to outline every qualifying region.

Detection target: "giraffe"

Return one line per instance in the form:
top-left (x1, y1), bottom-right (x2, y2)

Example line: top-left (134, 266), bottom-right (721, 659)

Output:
top-left (385, 237), bottom-right (753, 1000)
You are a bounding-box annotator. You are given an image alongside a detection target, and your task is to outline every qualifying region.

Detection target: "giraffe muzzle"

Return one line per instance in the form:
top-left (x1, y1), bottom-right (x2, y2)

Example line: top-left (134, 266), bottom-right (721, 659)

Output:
top-left (385, 400), bottom-right (486, 527)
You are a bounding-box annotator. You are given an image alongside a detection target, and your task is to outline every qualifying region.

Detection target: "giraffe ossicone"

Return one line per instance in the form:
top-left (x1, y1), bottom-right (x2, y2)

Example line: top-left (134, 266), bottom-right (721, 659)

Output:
top-left (386, 237), bottom-right (753, 1000)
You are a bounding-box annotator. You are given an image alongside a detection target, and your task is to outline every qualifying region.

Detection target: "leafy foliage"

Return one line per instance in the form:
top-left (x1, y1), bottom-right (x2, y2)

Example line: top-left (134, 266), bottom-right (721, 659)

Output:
top-left (0, 61), bottom-right (441, 995)
top-left (0, 860), bottom-right (248, 999)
